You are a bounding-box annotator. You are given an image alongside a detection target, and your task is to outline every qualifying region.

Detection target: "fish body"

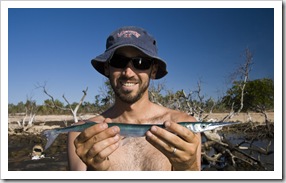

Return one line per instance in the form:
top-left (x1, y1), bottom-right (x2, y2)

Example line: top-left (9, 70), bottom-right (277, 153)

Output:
top-left (42, 121), bottom-right (240, 150)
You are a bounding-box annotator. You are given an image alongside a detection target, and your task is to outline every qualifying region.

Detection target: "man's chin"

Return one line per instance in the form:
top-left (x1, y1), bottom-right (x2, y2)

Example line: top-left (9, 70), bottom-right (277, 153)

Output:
top-left (117, 92), bottom-right (141, 104)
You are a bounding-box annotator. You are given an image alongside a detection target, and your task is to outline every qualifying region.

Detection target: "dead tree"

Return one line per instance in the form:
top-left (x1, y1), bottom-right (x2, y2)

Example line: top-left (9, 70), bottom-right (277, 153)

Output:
top-left (62, 88), bottom-right (88, 123)
top-left (222, 47), bottom-right (253, 121)
top-left (181, 79), bottom-right (208, 121)
top-left (38, 84), bottom-right (88, 123)
top-left (254, 105), bottom-right (272, 136)
top-left (9, 97), bottom-right (38, 133)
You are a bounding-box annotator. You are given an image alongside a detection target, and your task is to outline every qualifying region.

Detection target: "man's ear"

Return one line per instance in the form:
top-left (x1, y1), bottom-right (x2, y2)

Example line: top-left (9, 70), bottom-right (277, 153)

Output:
top-left (104, 63), bottom-right (110, 77)
top-left (150, 63), bottom-right (158, 79)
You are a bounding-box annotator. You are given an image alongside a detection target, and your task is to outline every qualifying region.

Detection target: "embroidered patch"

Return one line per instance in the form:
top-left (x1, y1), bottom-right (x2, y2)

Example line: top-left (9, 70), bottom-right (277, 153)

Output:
top-left (117, 30), bottom-right (141, 38)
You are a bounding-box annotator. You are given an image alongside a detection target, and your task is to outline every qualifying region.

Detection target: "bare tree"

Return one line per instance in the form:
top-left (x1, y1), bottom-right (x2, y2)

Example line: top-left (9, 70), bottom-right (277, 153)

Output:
top-left (9, 96), bottom-right (38, 132)
top-left (222, 47), bottom-right (254, 121)
top-left (37, 83), bottom-right (88, 123)
top-left (180, 79), bottom-right (208, 121)
top-left (236, 47), bottom-right (253, 113)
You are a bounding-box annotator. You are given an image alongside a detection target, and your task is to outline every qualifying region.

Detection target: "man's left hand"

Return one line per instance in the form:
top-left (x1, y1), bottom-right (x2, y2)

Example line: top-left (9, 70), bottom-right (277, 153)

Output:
top-left (146, 122), bottom-right (201, 171)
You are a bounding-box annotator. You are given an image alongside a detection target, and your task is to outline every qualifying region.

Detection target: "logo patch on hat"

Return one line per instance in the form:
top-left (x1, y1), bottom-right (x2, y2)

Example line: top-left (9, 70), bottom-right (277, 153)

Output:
top-left (117, 30), bottom-right (141, 38)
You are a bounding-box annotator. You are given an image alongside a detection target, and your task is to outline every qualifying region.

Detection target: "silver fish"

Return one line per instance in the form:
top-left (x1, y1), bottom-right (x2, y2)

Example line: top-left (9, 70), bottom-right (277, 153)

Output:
top-left (42, 121), bottom-right (240, 150)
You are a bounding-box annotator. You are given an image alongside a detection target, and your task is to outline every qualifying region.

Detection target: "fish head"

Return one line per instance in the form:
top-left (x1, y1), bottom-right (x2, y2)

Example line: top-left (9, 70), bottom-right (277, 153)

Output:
top-left (186, 122), bottom-right (240, 133)
top-left (186, 123), bottom-right (214, 133)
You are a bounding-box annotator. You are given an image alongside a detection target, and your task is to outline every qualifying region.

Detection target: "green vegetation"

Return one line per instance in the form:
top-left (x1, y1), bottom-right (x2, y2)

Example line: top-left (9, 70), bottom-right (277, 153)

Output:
top-left (222, 78), bottom-right (274, 112)
top-left (9, 78), bottom-right (274, 116)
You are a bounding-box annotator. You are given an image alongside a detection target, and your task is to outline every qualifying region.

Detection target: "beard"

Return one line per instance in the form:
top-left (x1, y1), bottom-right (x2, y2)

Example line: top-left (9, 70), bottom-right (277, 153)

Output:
top-left (110, 76), bottom-right (150, 104)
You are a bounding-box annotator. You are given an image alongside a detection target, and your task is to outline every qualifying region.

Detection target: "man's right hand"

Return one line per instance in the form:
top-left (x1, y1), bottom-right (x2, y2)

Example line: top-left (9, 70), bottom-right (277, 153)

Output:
top-left (74, 119), bottom-right (120, 170)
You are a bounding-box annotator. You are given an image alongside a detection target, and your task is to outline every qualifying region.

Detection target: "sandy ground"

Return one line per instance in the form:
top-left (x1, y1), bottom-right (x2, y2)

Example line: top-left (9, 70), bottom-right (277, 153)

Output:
top-left (8, 114), bottom-right (96, 123)
top-left (8, 114), bottom-right (96, 133)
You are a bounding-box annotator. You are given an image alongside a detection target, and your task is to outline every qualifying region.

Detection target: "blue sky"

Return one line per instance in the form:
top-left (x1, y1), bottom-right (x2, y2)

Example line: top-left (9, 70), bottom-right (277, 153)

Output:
top-left (8, 8), bottom-right (274, 105)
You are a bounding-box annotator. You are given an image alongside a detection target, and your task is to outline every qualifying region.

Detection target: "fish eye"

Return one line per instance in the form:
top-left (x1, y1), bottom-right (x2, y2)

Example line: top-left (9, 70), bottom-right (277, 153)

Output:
top-left (201, 125), bottom-right (206, 129)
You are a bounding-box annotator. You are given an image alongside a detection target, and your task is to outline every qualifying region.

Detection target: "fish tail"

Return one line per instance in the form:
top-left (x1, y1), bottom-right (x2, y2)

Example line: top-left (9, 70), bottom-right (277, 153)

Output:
top-left (42, 129), bottom-right (60, 150)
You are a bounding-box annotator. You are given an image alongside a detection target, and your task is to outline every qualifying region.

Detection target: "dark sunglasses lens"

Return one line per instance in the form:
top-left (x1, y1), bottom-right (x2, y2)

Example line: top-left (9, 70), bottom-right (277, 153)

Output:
top-left (132, 58), bottom-right (152, 70)
top-left (109, 55), bottom-right (129, 68)
top-left (109, 55), bottom-right (152, 70)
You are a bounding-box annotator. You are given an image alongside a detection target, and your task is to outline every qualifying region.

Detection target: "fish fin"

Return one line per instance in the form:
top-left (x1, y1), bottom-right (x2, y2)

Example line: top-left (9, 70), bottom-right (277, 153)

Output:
top-left (42, 129), bottom-right (59, 150)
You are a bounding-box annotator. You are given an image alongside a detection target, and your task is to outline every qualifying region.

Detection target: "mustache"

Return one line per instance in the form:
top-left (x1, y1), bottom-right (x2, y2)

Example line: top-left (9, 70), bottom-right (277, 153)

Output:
top-left (118, 76), bottom-right (139, 83)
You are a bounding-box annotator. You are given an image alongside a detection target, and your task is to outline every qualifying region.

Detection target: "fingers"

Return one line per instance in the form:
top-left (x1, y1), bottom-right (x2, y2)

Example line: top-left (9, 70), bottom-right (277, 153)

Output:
top-left (75, 123), bottom-right (108, 144)
top-left (75, 124), bottom-right (120, 154)
top-left (146, 122), bottom-right (200, 170)
top-left (75, 118), bottom-right (113, 144)
top-left (87, 134), bottom-right (120, 163)
top-left (146, 126), bottom-right (169, 150)
top-left (146, 122), bottom-right (196, 150)
top-left (103, 118), bottom-right (113, 123)
top-left (73, 119), bottom-right (121, 170)
top-left (164, 122), bottom-right (199, 144)
top-left (146, 125), bottom-right (182, 157)
top-left (85, 134), bottom-right (120, 171)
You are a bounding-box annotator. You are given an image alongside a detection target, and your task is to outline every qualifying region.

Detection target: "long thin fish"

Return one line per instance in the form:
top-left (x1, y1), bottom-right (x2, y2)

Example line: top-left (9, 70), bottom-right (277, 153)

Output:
top-left (42, 121), bottom-right (240, 150)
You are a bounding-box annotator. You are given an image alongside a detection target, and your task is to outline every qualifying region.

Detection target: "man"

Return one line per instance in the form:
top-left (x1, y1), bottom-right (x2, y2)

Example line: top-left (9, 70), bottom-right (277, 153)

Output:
top-left (68, 26), bottom-right (201, 171)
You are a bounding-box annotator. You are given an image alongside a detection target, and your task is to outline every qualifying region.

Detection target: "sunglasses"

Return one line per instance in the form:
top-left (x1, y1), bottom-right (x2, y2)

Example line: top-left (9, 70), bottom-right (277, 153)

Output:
top-left (109, 54), bottom-right (153, 70)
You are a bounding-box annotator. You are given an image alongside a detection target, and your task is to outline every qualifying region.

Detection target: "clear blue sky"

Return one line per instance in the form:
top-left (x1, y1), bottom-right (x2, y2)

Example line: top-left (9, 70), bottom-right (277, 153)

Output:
top-left (8, 8), bottom-right (274, 105)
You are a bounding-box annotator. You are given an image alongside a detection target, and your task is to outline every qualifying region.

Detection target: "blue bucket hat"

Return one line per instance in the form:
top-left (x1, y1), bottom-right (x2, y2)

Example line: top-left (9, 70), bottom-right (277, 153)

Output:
top-left (91, 26), bottom-right (168, 79)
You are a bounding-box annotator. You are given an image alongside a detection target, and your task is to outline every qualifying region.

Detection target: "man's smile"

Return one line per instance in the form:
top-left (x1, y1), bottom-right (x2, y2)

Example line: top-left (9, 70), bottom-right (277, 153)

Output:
top-left (121, 82), bottom-right (137, 87)
top-left (120, 81), bottom-right (139, 91)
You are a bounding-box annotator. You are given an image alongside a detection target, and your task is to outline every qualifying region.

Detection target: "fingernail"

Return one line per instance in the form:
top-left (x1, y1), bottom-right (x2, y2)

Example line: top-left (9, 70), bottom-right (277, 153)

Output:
top-left (114, 134), bottom-right (119, 141)
top-left (146, 131), bottom-right (152, 138)
top-left (151, 126), bottom-right (157, 132)
top-left (101, 123), bottom-right (108, 129)
top-left (112, 126), bottom-right (119, 133)
top-left (164, 122), bottom-right (171, 128)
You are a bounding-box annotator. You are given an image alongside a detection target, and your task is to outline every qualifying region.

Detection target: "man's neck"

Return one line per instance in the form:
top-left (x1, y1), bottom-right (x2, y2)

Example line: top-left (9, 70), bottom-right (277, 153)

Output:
top-left (109, 93), bottom-right (155, 123)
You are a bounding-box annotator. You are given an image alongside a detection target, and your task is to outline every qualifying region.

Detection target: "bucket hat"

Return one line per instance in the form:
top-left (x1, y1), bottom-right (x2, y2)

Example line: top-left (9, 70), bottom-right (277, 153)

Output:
top-left (91, 26), bottom-right (168, 79)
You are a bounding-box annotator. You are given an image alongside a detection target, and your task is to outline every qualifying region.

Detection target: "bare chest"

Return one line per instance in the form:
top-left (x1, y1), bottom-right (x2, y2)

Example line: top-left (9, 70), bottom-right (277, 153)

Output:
top-left (108, 137), bottom-right (171, 171)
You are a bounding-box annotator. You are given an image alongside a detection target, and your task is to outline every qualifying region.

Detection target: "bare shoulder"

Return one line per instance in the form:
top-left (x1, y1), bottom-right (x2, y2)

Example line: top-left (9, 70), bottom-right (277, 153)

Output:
top-left (162, 107), bottom-right (197, 123)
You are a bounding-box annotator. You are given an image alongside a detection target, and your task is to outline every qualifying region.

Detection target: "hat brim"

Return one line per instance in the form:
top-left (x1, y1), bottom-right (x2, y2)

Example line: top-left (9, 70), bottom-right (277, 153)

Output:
top-left (91, 45), bottom-right (168, 79)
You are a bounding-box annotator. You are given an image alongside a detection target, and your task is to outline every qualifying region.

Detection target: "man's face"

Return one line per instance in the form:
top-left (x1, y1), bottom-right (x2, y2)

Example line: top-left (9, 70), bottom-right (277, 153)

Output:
top-left (106, 47), bottom-right (156, 104)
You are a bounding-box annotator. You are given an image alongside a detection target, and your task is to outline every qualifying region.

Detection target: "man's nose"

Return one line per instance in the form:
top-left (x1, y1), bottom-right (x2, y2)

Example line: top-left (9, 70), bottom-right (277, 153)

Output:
top-left (122, 62), bottom-right (135, 77)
